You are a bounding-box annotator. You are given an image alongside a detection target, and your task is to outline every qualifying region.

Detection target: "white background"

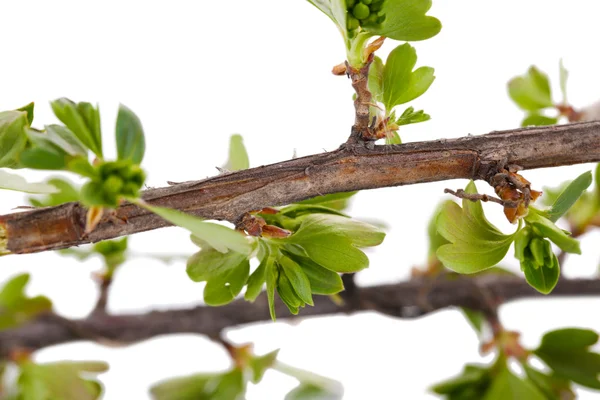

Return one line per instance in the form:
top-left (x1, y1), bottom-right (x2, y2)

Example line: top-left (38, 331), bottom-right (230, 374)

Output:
top-left (2, 0), bottom-right (600, 398)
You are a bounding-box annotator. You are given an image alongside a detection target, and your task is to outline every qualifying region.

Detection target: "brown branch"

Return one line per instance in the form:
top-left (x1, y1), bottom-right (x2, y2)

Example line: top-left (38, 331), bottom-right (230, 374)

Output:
top-left (2, 121), bottom-right (600, 255)
top-left (1, 276), bottom-right (600, 358)
top-left (346, 55), bottom-right (375, 144)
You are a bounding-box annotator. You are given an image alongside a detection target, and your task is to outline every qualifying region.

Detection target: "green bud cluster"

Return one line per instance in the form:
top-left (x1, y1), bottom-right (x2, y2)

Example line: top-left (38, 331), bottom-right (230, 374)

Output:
top-left (346, 0), bottom-right (386, 32)
top-left (81, 160), bottom-right (146, 207)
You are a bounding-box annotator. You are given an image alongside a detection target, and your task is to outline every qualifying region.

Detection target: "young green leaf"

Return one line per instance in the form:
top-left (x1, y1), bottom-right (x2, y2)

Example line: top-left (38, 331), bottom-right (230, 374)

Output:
top-left (18, 360), bottom-right (107, 400)
top-left (291, 214), bottom-right (385, 248)
top-left (29, 177), bottom-right (80, 207)
top-left (245, 257), bottom-right (268, 302)
top-left (364, 0), bottom-right (441, 41)
top-left (249, 349), bottom-right (279, 384)
top-left (279, 256), bottom-right (314, 306)
top-left (0, 110), bottom-right (29, 168)
top-left (521, 114), bottom-right (558, 127)
top-left (385, 131), bottom-right (402, 145)
top-left (534, 328), bottom-right (600, 389)
top-left (524, 211), bottom-right (580, 254)
top-left (285, 383), bottom-right (343, 400)
top-left (545, 170), bottom-right (592, 222)
top-left (523, 364), bottom-right (574, 400)
top-left (368, 56), bottom-right (385, 103)
top-left (266, 258), bottom-right (279, 320)
top-left (187, 247), bottom-right (248, 282)
top-left (27, 125), bottom-right (88, 157)
top-left (19, 147), bottom-right (69, 170)
top-left (51, 98), bottom-right (103, 157)
top-left (396, 106), bottom-right (431, 126)
top-left (483, 364), bottom-right (545, 400)
top-left (285, 253), bottom-right (344, 295)
top-left (150, 373), bottom-right (225, 400)
top-left (138, 202), bottom-right (252, 254)
top-left (521, 252), bottom-right (560, 295)
top-left (0, 273), bottom-right (52, 330)
top-left (382, 43), bottom-right (435, 111)
top-left (431, 364), bottom-right (491, 397)
top-left (0, 170), bottom-right (58, 194)
top-left (508, 66), bottom-right (553, 111)
top-left (297, 191), bottom-right (357, 211)
top-left (224, 134), bottom-right (249, 171)
top-left (306, 0), bottom-right (348, 40)
top-left (436, 181), bottom-right (517, 273)
top-left (203, 259), bottom-right (250, 306)
top-left (461, 308), bottom-right (485, 335)
top-left (290, 233), bottom-right (369, 273)
top-left (17, 102), bottom-right (35, 125)
top-left (116, 104), bottom-right (145, 165)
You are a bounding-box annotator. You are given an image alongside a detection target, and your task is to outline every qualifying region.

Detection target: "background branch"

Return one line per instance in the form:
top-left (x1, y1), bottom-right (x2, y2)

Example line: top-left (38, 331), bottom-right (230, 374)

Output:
top-left (2, 275), bottom-right (600, 358)
top-left (2, 121), bottom-right (600, 255)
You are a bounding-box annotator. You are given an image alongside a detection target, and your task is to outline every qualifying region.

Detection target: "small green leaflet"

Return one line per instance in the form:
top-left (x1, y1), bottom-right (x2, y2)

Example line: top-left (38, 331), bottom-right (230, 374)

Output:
top-left (116, 104), bottom-right (146, 165)
top-left (0, 170), bottom-right (58, 194)
top-left (544, 170), bottom-right (592, 222)
top-left (396, 106), bottom-right (431, 126)
top-left (150, 369), bottom-right (245, 400)
top-left (296, 191), bottom-right (357, 211)
top-left (483, 365), bottom-right (545, 400)
top-left (508, 66), bottom-right (553, 111)
top-left (523, 364), bottom-right (574, 400)
top-left (0, 273), bottom-right (52, 330)
top-left (534, 328), bottom-right (600, 389)
top-left (524, 211), bottom-right (580, 254)
top-left (521, 114), bottom-right (558, 127)
top-left (18, 360), bottom-right (108, 400)
top-left (249, 350), bottom-right (279, 384)
top-left (306, 0), bottom-right (348, 39)
top-left (17, 102), bottom-right (35, 125)
top-left (137, 201), bottom-right (252, 254)
top-left (0, 110), bottom-right (29, 168)
top-left (29, 177), bottom-right (80, 207)
top-left (224, 134), bottom-right (249, 171)
top-left (50, 98), bottom-right (103, 158)
top-left (381, 43), bottom-right (435, 112)
top-left (436, 181), bottom-right (518, 273)
top-left (364, 0), bottom-right (441, 41)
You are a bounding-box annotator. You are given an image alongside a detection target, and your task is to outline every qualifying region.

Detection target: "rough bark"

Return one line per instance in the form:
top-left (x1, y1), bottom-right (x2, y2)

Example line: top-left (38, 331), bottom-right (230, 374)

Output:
top-left (1, 121), bottom-right (600, 255)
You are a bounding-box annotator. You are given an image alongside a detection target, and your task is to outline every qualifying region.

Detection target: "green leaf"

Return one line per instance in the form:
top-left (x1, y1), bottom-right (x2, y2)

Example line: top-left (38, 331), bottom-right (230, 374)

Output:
top-left (525, 211), bottom-right (580, 254)
top-left (0, 170), bottom-right (58, 194)
top-left (559, 59), bottom-right (569, 105)
top-left (94, 237), bottom-right (129, 273)
top-left (297, 192), bottom-right (357, 211)
top-left (0, 110), bottom-right (29, 168)
top-left (279, 256), bottom-right (313, 306)
top-left (150, 373), bottom-right (222, 400)
top-left (17, 102), bottom-right (35, 125)
top-left (249, 350), bottom-right (279, 384)
top-left (521, 252), bottom-right (560, 294)
top-left (521, 114), bottom-right (558, 127)
top-left (277, 270), bottom-right (303, 313)
top-left (0, 273), bottom-right (52, 330)
top-left (18, 360), bottom-right (107, 400)
top-left (27, 125), bottom-right (88, 157)
top-left (545, 171), bottom-right (592, 222)
top-left (385, 131), bottom-right (402, 145)
top-left (245, 256), bottom-right (268, 302)
top-left (290, 234), bottom-right (369, 273)
top-left (203, 259), bottom-right (250, 306)
top-left (431, 364), bottom-right (491, 396)
top-left (523, 364), bottom-right (574, 400)
top-left (461, 308), bottom-right (485, 335)
top-left (224, 134), bottom-right (249, 171)
top-left (396, 106), bottom-right (431, 126)
top-left (67, 157), bottom-right (98, 178)
top-left (291, 214), bottom-right (385, 248)
top-left (29, 177), bottom-right (80, 207)
top-left (19, 147), bottom-right (68, 170)
top-left (266, 256), bottom-right (279, 320)
top-left (381, 43), bottom-right (435, 111)
top-left (436, 182), bottom-right (517, 273)
top-left (364, 0), bottom-right (441, 41)
top-left (187, 247), bottom-right (248, 282)
top-left (306, 0), bottom-right (347, 41)
top-left (50, 98), bottom-right (103, 157)
top-left (483, 365), bottom-right (545, 400)
top-left (285, 383), bottom-right (342, 400)
top-left (427, 201), bottom-right (451, 256)
top-left (116, 104), bottom-right (145, 165)
top-left (139, 203), bottom-right (252, 254)
top-left (534, 328), bottom-right (600, 389)
top-left (368, 56), bottom-right (385, 103)
top-left (508, 66), bottom-right (553, 111)
top-left (285, 253), bottom-right (344, 295)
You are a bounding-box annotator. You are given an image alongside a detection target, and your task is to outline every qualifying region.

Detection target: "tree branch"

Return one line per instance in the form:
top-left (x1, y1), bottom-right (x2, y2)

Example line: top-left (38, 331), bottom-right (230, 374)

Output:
top-left (2, 121), bottom-right (600, 254)
top-left (2, 276), bottom-right (600, 358)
